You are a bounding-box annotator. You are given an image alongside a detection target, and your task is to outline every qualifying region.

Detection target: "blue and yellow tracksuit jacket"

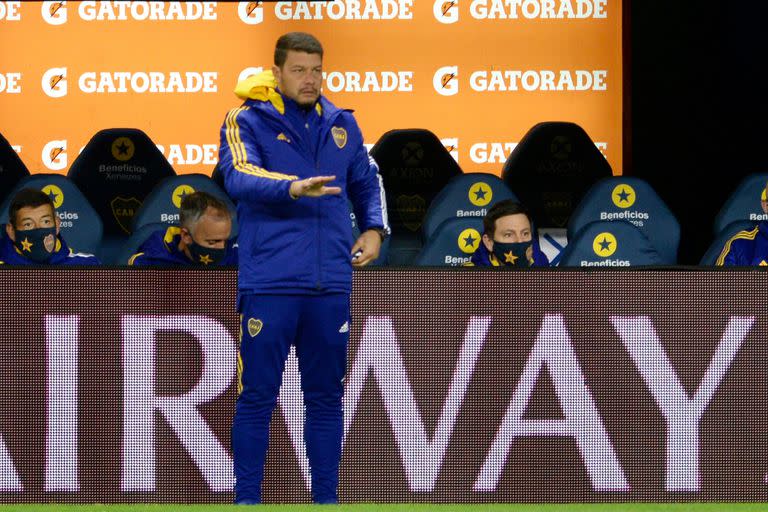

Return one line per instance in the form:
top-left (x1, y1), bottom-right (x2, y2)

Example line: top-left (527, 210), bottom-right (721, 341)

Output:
top-left (716, 221), bottom-right (768, 266)
top-left (218, 71), bottom-right (388, 298)
top-left (128, 226), bottom-right (238, 266)
top-left (0, 232), bottom-right (100, 265)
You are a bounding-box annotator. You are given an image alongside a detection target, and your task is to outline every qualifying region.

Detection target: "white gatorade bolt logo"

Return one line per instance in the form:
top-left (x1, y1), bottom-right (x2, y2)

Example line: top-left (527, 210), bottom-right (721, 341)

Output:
top-left (433, 66), bottom-right (459, 96)
top-left (434, 0), bottom-right (459, 24)
top-left (41, 1), bottom-right (67, 25)
top-left (238, 1), bottom-right (263, 24)
top-left (42, 140), bottom-right (67, 171)
top-left (42, 67), bottom-right (67, 98)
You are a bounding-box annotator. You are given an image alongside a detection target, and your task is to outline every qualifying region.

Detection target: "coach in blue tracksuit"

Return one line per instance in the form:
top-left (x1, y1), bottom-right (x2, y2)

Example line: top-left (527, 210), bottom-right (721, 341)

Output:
top-left (218, 32), bottom-right (388, 504)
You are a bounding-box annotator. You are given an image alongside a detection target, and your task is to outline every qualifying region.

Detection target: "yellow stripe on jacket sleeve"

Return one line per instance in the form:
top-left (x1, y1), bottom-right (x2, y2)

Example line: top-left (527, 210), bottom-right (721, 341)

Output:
top-left (715, 227), bottom-right (759, 266)
top-left (225, 107), bottom-right (298, 181)
top-left (127, 252), bottom-right (144, 266)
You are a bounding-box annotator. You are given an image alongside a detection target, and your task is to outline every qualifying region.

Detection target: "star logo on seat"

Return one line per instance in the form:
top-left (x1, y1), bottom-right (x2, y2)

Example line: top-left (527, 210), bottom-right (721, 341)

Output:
top-left (20, 237), bottom-right (33, 252)
top-left (198, 254), bottom-right (214, 265)
top-left (111, 137), bottom-right (135, 161)
top-left (611, 184), bottom-right (636, 209)
top-left (468, 182), bottom-right (492, 207)
top-left (172, 185), bottom-right (196, 208)
top-left (592, 232), bottom-right (618, 257)
top-left (41, 184), bottom-right (65, 209)
top-left (457, 228), bottom-right (481, 254)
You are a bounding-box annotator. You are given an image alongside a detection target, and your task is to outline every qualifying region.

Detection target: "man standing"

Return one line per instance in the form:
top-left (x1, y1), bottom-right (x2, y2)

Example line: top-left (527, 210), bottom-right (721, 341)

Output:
top-left (218, 32), bottom-right (388, 504)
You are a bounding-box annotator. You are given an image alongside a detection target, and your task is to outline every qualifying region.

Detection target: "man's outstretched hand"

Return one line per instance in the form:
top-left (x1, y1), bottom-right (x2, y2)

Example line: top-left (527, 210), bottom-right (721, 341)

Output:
top-left (289, 176), bottom-right (342, 198)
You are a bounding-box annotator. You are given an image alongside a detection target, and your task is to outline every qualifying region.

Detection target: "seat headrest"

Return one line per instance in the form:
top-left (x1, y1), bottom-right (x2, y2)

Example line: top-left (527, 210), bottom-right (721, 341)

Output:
top-left (502, 122), bottom-right (613, 228)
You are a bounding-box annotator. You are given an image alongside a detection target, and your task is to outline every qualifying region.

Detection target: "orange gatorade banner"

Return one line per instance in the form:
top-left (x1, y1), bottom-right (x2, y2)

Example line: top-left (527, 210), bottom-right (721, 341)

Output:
top-left (0, 1), bottom-right (623, 176)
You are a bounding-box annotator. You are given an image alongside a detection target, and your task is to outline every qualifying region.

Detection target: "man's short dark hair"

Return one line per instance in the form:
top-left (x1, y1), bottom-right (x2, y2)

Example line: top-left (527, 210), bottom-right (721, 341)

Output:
top-left (179, 192), bottom-right (230, 231)
top-left (8, 188), bottom-right (55, 227)
top-left (483, 200), bottom-right (531, 238)
top-left (274, 32), bottom-right (324, 67)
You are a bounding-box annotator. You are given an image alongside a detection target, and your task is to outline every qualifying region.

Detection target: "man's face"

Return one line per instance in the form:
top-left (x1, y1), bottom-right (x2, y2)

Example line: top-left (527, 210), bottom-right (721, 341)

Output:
top-left (482, 213), bottom-right (532, 251)
top-left (6, 204), bottom-right (59, 242)
top-left (182, 208), bottom-right (232, 249)
top-left (273, 50), bottom-right (322, 107)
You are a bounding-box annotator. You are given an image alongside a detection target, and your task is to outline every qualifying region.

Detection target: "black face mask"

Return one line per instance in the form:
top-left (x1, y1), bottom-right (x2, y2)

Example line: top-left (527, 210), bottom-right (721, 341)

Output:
top-left (13, 227), bottom-right (57, 263)
top-left (491, 241), bottom-right (533, 267)
top-left (188, 241), bottom-right (226, 266)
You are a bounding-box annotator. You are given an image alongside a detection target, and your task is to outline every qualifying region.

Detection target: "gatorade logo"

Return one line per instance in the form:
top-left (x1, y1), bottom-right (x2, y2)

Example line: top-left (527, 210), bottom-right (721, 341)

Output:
top-left (611, 184), bottom-right (636, 209)
top-left (111, 137), bottom-right (135, 161)
top-left (172, 185), bottom-right (195, 208)
top-left (41, 184), bottom-right (65, 209)
top-left (457, 227), bottom-right (481, 254)
top-left (41, 1), bottom-right (67, 25)
top-left (434, 66), bottom-right (459, 96)
top-left (592, 232), bottom-right (617, 257)
top-left (238, 1), bottom-right (263, 25)
top-left (434, 0), bottom-right (459, 23)
top-left (42, 140), bottom-right (67, 171)
top-left (468, 182), bottom-right (492, 207)
top-left (42, 67), bottom-right (67, 98)
top-left (441, 137), bottom-right (459, 162)
top-left (238, 67), bottom-right (264, 83)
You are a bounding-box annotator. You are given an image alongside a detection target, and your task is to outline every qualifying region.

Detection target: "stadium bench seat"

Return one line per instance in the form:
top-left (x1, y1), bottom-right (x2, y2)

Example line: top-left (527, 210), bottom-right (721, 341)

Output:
top-left (559, 220), bottom-right (667, 267)
top-left (370, 129), bottom-right (463, 265)
top-left (568, 177), bottom-right (680, 263)
top-left (502, 121), bottom-right (613, 229)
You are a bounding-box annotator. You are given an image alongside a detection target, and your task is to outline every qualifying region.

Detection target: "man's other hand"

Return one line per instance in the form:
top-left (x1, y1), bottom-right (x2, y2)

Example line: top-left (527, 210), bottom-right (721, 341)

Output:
top-left (351, 229), bottom-right (382, 266)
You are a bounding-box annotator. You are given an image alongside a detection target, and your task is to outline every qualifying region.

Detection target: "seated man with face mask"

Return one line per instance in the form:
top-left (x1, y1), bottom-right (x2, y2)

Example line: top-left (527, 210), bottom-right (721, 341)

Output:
top-left (128, 191), bottom-right (237, 266)
top-left (0, 188), bottom-right (100, 265)
top-left (466, 199), bottom-right (549, 267)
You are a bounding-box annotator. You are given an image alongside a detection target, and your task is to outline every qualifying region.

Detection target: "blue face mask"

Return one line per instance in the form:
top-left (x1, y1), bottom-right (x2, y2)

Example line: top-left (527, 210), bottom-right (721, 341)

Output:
top-left (188, 241), bottom-right (226, 266)
top-left (13, 227), bottom-right (58, 263)
top-left (492, 241), bottom-right (533, 267)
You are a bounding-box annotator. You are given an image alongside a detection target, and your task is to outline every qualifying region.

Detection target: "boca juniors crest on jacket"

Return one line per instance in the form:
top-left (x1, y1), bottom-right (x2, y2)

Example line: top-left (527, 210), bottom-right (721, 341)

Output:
top-left (0, 231), bottom-right (100, 265)
top-left (218, 71), bottom-right (388, 297)
top-left (128, 226), bottom-right (238, 266)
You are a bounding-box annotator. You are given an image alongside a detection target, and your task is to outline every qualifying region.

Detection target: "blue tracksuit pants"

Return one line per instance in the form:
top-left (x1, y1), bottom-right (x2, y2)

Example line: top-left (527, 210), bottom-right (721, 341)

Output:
top-left (233, 293), bottom-right (350, 504)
